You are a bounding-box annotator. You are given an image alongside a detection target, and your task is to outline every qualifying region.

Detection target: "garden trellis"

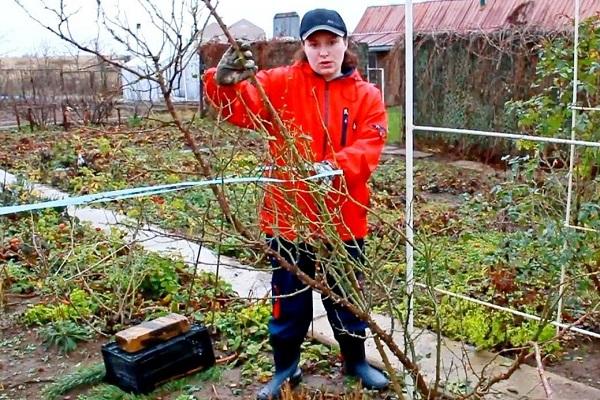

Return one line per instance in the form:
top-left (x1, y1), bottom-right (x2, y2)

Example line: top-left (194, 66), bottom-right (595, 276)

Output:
top-left (403, 0), bottom-right (600, 341)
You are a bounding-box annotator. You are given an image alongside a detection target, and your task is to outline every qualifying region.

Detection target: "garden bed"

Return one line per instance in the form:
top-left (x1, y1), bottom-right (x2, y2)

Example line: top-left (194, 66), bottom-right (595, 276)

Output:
top-left (1, 118), bottom-right (600, 395)
top-left (0, 193), bottom-right (380, 399)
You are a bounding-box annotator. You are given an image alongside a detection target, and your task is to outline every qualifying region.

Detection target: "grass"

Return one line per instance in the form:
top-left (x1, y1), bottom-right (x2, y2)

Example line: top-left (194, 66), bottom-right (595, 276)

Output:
top-left (42, 363), bottom-right (106, 400)
top-left (387, 106), bottom-right (403, 144)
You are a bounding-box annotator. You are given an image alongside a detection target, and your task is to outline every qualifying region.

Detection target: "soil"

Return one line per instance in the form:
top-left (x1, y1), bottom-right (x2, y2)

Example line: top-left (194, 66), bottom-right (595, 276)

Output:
top-left (0, 295), bottom-right (102, 400)
top-left (0, 327), bottom-right (106, 400)
top-left (540, 338), bottom-right (600, 389)
top-left (3, 293), bottom-right (600, 399)
top-left (0, 296), bottom-right (391, 400)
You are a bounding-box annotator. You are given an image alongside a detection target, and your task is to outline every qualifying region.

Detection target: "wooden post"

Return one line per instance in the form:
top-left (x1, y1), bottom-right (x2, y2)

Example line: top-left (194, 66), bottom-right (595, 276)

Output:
top-left (40, 105), bottom-right (46, 127)
top-left (62, 104), bottom-right (69, 131)
top-left (19, 70), bottom-right (26, 100)
top-left (30, 74), bottom-right (36, 103)
top-left (117, 107), bottom-right (121, 127)
top-left (27, 107), bottom-right (34, 131)
top-left (53, 104), bottom-right (57, 126)
top-left (83, 108), bottom-right (90, 125)
top-left (14, 104), bottom-right (21, 130)
top-left (198, 53), bottom-right (205, 118)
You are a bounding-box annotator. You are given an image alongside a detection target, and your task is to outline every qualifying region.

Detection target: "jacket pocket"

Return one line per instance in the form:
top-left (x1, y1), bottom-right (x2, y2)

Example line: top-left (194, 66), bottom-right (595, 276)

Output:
top-left (341, 107), bottom-right (349, 147)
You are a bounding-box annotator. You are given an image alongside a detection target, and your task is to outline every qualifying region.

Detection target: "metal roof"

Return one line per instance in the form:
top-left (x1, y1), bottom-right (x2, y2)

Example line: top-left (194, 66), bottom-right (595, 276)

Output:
top-left (352, 0), bottom-right (600, 48)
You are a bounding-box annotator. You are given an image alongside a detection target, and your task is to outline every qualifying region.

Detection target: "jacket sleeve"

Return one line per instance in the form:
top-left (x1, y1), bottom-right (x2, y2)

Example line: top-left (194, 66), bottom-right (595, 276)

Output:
top-left (329, 89), bottom-right (387, 184)
top-left (203, 67), bottom-right (281, 130)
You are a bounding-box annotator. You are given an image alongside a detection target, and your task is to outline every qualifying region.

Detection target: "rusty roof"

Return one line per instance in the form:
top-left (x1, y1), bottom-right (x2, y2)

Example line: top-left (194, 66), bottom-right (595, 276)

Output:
top-left (352, 0), bottom-right (600, 48)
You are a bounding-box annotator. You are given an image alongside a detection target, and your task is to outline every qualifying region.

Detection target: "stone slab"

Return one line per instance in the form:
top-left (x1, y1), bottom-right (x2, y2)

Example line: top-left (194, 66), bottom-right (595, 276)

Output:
top-left (449, 160), bottom-right (497, 174)
top-left (382, 145), bottom-right (432, 159)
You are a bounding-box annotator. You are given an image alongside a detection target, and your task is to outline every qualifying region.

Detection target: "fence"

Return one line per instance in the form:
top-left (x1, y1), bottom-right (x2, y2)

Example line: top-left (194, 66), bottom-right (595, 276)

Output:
top-left (403, 0), bottom-right (600, 354)
top-left (0, 64), bottom-right (121, 128)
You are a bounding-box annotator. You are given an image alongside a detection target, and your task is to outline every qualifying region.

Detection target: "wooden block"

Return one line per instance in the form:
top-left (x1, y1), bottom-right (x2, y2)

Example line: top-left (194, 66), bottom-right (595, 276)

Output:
top-left (116, 313), bottom-right (191, 353)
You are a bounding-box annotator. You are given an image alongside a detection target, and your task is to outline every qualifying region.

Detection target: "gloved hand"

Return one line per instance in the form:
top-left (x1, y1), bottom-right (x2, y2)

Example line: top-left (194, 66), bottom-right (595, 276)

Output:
top-left (216, 41), bottom-right (257, 85)
top-left (312, 161), bottom-right (337, 189)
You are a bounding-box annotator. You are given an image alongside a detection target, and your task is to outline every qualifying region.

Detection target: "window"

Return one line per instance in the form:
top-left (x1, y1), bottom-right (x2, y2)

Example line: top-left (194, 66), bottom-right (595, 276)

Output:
top-left (368, 52), bottom-right (378, 69)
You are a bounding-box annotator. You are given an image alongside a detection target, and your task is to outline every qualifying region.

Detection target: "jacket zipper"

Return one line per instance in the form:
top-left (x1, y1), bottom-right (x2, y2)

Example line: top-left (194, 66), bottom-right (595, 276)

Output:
top-left (341, 108), bottom-right (349, 147)
top-left (322, 82), bottom-right (330, 156)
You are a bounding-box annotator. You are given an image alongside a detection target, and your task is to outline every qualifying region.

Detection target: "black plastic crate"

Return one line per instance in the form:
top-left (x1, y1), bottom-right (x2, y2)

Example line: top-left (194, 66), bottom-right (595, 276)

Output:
top-left (102, 323), bottom-right (215, 394)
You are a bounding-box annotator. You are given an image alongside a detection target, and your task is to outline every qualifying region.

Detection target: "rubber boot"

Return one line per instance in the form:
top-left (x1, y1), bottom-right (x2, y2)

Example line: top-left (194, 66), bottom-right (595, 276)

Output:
top-left (256, 343), bottom-right (302, 400)
top-left (338, 334), bottom-right (389, 390)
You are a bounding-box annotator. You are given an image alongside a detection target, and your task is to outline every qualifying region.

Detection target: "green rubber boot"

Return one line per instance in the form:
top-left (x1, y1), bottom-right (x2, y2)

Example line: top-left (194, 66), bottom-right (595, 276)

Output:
top-left (256, 343), bottom-right (302, 400)
top-left (338, 334), bottom-right (389, 390)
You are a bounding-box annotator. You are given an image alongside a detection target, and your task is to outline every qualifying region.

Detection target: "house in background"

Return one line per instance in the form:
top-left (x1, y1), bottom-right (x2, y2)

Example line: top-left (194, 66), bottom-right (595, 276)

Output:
top-left (351, 0), bottom-right (600, 105)
top-left (201, 18), bottom-right (266, 43)
top-left (121, 51), bottom-right (202, 102)
top-left (273, 12), bottom-right (300, 39)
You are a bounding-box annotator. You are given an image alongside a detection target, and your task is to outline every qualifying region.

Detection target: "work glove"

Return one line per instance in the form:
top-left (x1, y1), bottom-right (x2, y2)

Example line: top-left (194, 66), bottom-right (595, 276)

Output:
top-left (216, 41), bottom-right (257, 85)
top-left (312, 161), bottom-right (337, 189)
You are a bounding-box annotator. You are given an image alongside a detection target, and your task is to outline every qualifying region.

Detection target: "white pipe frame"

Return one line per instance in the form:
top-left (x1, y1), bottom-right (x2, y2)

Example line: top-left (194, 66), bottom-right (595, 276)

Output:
top-left (557, 0), bottom-right (581, 333)
top-left (413, 282), bottom-right (600, 339)
top-left (572, 106), bottom-right (600, 112)
top-left (414, 125), bottom-right (600, 148)
top-left (404, 0), bottom-right (416, 398)
top-left (404, 0), bottom-right (599, 344)
top-left (404, 0), bottom-right (415, 340)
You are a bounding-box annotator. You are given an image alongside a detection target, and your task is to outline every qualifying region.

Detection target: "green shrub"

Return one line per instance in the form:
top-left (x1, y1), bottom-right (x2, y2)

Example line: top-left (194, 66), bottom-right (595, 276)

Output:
top-left (140, 253), bottom-right (181, 299)
top-left (38, 320), bottom-right (93, 353)
top-left (22, 289), bottom-right (97, 325)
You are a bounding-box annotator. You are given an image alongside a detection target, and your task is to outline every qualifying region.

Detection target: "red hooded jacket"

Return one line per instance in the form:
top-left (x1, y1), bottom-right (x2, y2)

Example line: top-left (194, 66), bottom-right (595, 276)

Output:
top-left (204, 61), bottom-right (387, 241)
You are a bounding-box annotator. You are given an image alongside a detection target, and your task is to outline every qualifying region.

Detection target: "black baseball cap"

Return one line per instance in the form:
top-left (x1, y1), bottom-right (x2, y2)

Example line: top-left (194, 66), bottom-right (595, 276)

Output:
top-left (299, 9), bottom-right (347, 41)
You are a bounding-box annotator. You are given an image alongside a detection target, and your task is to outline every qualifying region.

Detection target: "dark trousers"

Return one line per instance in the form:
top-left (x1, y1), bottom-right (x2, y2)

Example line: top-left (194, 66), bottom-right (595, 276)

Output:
top-left (267, 236), bottom-right (368, 349)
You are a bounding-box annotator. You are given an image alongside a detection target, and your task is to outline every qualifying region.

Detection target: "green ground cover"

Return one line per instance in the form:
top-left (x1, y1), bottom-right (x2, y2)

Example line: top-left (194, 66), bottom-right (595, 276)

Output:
top-left (2, 117), bottom-right (598, 354)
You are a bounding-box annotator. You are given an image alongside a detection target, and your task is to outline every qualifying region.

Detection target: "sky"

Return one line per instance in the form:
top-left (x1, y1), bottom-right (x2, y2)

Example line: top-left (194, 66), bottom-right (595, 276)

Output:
top-left (0, 0), bottom-right (413, 57)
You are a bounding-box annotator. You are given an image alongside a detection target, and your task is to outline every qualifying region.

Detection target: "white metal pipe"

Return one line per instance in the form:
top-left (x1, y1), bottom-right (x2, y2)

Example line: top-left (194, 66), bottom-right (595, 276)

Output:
top-left (566, 224), bottom-right (599, 233)
top-left (381, 68), bottom-right (385, 105)
top-left (413, 125), bottom-right (600, 148)
top-left (405, 0), bottom-right (415, 341)
top-left (572, 106), bottom-right (600, 112)
top-left (565, 0), bottom-right (581, 241)
top-left (414, 282), bottom-right (600, 339)
top-left (404, 0), bottom-right (415, 397)
top-left (557, 0), bottom-right (581, 333)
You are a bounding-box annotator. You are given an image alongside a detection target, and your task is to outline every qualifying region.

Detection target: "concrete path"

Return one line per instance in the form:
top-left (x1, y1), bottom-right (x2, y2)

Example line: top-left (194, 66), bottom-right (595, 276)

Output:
top-left (311, 314), bottom-right (600, 399)
top-left (382, 145), bottom-right (432, 159)
top-left (0, 169), bottom-right (270, 299)
top-left (381, 146), bottom-right (501, 176)
top-left (2, 168), bottom-right (600, 399)
top-left (449, 160), bottom-right (498, 175)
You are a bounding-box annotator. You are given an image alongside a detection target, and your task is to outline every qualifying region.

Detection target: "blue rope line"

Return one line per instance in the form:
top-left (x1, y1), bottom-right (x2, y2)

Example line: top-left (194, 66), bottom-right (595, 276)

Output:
top-left (0, 170), bottom-right (343, 216)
